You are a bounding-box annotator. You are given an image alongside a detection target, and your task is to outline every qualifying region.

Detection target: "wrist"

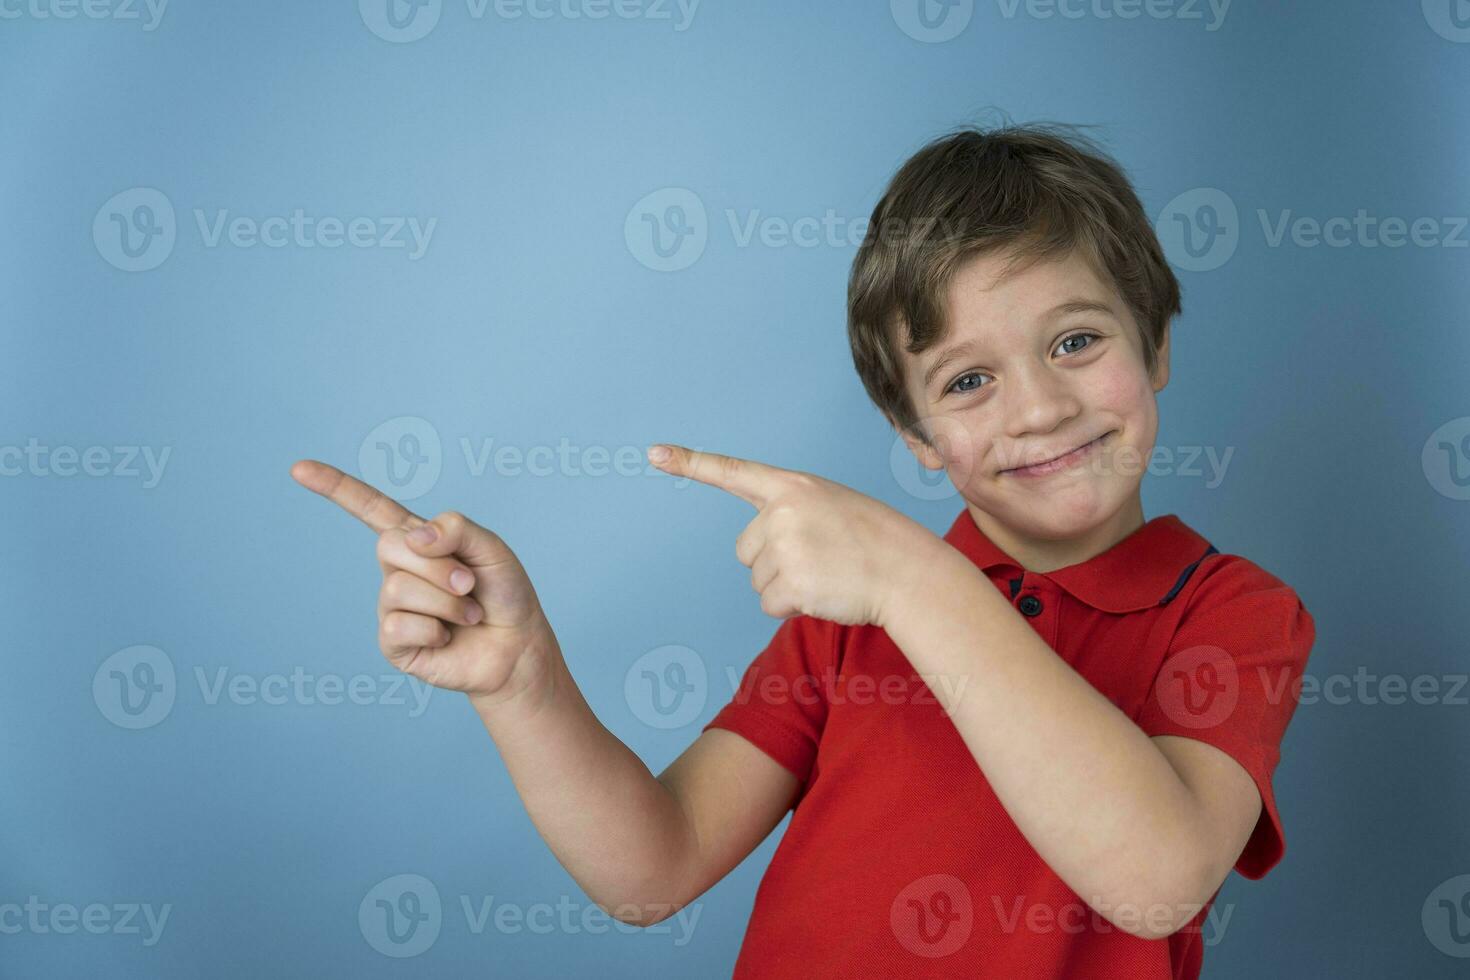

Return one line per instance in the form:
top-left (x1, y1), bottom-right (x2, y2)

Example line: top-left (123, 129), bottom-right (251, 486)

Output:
top-left (879, 526), bottom-right (970, 633)
top-left (467, 630), bottom-right (567, 725)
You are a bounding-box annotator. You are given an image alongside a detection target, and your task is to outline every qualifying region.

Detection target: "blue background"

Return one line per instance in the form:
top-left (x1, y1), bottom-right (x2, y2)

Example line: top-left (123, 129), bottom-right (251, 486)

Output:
top-left (4, 0), bottom-right (1469, 976)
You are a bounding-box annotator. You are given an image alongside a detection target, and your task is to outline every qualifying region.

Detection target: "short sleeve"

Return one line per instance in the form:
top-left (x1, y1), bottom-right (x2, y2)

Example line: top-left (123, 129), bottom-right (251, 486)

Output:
top-left (1134, 560), bottom-right (1316, 880)
top-left (702, 615), bottom-right (838, 801)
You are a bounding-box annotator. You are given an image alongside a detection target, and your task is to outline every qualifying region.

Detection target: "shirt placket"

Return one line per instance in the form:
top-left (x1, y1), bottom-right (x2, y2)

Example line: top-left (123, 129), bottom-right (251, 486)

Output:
top-left (1009, 572), bottom-right (1059, 648)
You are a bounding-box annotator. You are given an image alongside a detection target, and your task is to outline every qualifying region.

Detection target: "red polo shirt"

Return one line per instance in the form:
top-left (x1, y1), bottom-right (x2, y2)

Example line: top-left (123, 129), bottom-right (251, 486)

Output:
top-left (703, 507), bottom-right (1316, 979)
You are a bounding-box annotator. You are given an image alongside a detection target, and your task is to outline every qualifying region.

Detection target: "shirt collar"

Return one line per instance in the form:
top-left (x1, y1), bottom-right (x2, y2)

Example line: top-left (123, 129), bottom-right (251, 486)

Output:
top-left (942, 507), bottom-right (1218, 613)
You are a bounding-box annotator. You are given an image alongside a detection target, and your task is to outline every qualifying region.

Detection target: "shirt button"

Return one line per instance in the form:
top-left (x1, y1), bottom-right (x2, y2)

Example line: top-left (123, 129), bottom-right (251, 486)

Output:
top-left (1018, 595), bottom-right (1043, 617)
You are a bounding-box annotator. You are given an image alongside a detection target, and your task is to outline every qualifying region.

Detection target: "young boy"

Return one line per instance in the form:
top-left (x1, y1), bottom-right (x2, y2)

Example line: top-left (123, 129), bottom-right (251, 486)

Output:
top-left (292, 121), bottom-right (1315, 978)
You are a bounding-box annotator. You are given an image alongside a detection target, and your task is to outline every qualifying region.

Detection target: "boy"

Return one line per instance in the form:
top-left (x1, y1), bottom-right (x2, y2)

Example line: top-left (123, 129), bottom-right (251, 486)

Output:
top-left (292, 121), bottom-right (1315, 978)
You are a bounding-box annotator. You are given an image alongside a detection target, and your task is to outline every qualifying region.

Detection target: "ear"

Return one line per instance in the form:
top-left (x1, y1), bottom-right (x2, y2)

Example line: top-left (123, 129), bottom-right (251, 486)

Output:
top-left (1151, 321), bottom-right (1172, 393)
top-left (886, 412), bottom-right (948, 472)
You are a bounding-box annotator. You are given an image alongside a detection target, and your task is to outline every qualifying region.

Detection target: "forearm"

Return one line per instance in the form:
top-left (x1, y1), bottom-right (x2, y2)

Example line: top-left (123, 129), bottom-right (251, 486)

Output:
top-left (469, 640), bottom-right (693, 924)
top-left (884, 544), bottom-right (1208, 933)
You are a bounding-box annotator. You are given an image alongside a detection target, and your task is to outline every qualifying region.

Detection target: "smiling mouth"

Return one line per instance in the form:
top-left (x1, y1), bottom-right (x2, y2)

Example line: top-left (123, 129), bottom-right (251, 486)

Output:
top-left (1001, 432), bottom-right (1112, 476)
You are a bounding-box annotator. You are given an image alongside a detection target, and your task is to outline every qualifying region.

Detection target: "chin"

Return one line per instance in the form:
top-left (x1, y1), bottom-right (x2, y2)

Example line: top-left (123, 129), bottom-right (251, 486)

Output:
top-left (986, 483), bottom-right (1125, 540)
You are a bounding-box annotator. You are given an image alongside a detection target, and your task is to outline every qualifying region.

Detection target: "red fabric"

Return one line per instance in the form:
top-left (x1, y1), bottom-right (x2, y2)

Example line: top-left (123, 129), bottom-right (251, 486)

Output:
top-left (703, 507), bottom-right (1316, 979)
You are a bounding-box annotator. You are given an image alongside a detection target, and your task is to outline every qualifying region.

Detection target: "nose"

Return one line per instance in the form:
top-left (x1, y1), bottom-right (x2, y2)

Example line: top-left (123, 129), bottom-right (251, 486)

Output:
top-left (999, 362), bottom-right (1083, 454)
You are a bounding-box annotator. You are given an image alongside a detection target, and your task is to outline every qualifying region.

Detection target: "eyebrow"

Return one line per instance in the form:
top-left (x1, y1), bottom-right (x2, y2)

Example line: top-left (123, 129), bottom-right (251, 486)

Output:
top-left (921, 298), bottom-right (1118, 390)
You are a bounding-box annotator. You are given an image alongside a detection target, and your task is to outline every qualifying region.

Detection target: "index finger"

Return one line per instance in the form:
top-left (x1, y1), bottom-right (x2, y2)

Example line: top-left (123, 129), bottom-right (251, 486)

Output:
top-left (290, 459), bottom-right (425, 533)
top-left (647, 444), bottom-right (786, 508)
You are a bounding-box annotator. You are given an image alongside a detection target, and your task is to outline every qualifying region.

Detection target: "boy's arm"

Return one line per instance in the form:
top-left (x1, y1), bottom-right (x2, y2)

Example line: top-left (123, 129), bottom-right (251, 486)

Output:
top-left (474, 666), bottom-right (799, 925)
top-left (881, 544), bottom-right (1266, 940)
top-left (291, 460), bottom-right (796, 924)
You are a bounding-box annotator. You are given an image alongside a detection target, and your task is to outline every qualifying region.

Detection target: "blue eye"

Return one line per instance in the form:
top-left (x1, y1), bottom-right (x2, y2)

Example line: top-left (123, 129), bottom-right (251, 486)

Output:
top-left (1057, 331), bottom-right (1100, 355)
top-left (947, 372), bottom-right (987, 395)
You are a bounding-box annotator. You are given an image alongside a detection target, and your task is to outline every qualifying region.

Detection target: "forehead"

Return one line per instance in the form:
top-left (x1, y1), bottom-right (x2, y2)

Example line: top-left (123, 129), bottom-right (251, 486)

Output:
top-left (942, 247), bottom-right (1115, 331)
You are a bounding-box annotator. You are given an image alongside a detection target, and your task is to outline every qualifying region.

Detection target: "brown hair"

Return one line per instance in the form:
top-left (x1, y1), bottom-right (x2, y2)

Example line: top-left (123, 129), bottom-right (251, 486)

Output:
top-left (846, 118), bottom-right (1180, 444)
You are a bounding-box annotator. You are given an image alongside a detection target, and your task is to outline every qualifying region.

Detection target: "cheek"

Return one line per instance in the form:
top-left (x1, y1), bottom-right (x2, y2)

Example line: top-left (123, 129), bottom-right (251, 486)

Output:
top-left (1090, 360), bottom-right (1150, 412)
top-left (1093, 362), bottom-right (1160, 448)
top-left (927, 416), bottom-right (994, 484)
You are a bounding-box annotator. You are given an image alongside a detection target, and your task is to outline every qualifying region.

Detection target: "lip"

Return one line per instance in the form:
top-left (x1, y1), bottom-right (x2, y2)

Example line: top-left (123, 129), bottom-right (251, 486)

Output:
top-left (1002, 432), bottom-right (1111, 478)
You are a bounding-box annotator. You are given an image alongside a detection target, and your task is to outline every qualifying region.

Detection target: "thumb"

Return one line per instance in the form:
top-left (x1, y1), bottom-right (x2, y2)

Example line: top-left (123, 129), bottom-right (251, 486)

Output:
top-left (404, 510), bottom-right (516, 569)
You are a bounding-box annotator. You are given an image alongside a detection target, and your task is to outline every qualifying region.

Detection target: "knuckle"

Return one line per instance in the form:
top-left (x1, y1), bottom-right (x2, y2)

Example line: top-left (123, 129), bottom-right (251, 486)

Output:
top-left (437, 510), bottom-right (467, 533)
top-left (789, 472), bottom-right (819, 491)
top-left (376, 528), bottom-right (400, 561)
top-left (381, 570), bottom-right (410, 603)
top-left (363, 491), bottom-right (392, 525)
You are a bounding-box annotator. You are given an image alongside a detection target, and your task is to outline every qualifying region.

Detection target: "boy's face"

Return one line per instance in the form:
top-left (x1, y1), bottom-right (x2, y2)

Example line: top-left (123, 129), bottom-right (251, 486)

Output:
top-left (892, 246), bottom-right (1171, 564)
